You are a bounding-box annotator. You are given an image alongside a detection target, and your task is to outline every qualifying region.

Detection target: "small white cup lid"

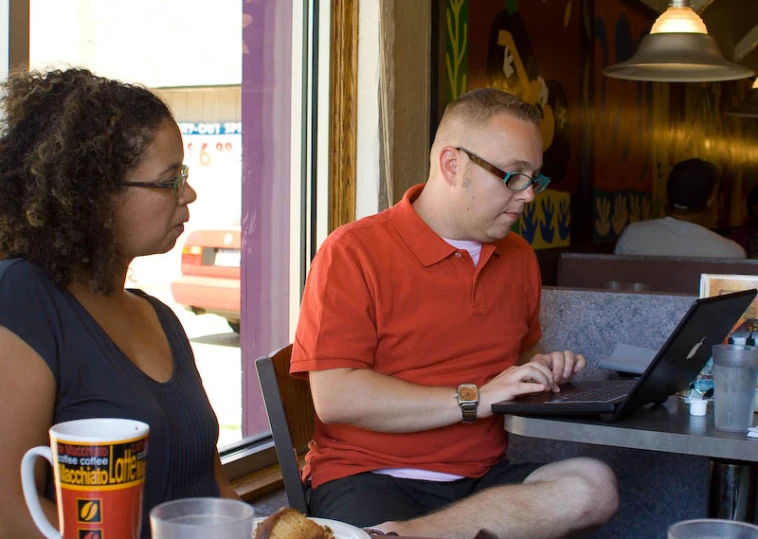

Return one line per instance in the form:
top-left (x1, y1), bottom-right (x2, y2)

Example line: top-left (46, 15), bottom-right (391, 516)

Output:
top-left (690, 399), bottom-right (708, 416)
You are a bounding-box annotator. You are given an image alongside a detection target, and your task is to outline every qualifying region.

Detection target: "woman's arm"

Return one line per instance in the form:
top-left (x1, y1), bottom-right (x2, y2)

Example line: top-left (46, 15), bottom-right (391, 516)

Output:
top-left (0, 327), bottom-right (58, 539)
top-left (213, 452), bottom-right (240, 500)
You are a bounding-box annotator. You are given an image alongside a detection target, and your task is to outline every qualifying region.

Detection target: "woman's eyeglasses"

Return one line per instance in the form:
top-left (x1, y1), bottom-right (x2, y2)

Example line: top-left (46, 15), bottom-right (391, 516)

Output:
top-left (455, 147), bottom-right (550, 193)
top-left (121, 164), bottom-right (189, 194)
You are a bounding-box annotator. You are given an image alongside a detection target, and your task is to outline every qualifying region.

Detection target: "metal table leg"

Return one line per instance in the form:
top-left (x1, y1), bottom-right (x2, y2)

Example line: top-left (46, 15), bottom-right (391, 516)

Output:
top-left (708, 459), bottom-right (757, 522)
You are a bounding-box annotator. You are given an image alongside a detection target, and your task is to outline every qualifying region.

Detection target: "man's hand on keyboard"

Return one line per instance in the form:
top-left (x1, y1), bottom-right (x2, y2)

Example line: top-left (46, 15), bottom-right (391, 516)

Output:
top-left (478, 362), bottom-right (557, 418)
top-left (528, 350), bottom-right (587, 388)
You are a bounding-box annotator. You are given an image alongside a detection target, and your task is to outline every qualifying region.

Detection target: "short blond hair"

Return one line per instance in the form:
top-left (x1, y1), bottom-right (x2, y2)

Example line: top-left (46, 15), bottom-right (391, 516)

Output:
top-left (441, 88), bottom-right (540, 129)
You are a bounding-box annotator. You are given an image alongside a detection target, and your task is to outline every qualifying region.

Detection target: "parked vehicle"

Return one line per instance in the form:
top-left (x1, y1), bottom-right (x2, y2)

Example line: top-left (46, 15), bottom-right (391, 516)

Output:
top-left (171, 229), bottom-right (241, 332)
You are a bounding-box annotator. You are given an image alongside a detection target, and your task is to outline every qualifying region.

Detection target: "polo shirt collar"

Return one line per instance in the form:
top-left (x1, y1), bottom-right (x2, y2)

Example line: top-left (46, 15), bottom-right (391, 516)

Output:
top-left (391, 184), bottom-right (501, 267)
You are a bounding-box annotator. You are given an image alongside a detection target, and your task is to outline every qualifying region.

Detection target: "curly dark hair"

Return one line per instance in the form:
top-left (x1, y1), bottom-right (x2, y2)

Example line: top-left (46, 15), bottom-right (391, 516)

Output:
top-left (0, 68), bottom-right (174, 293)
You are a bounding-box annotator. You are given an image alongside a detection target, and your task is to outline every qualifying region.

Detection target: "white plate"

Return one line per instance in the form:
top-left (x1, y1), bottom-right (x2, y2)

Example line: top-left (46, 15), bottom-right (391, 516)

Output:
top-left (252, 516), bottom-right (370, 539)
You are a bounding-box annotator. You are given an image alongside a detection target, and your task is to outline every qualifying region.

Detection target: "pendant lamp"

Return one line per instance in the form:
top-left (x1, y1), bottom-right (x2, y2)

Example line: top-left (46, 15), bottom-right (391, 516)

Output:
top-left (603, 0), bottom-right (754, 82)
top-left (725, 78), bottom-right (758, 118)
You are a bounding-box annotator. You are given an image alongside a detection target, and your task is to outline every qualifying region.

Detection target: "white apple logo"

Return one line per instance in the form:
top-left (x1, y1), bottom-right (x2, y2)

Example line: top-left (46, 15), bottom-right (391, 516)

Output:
top-left (686, 337), bottom-right (706, 360)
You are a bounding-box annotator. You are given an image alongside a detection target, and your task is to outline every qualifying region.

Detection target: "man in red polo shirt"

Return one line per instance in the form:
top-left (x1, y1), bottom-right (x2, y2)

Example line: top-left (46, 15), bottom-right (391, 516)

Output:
top-left (291, 88), bottom-right (618, 539)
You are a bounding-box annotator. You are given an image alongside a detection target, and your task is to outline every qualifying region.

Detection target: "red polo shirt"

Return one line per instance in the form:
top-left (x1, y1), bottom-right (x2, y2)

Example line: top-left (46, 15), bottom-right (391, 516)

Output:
top-left (291, 184), bottom-right (542, 488)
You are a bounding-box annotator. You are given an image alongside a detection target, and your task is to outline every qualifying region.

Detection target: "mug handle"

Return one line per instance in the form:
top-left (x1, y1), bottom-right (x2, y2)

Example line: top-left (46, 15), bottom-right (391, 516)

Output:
top-left (21, 446), bottom-right (61, 539)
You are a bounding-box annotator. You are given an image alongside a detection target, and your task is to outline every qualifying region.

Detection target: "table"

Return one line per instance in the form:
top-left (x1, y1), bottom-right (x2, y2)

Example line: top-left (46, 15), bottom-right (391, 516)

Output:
top-left (503, 397), bottom-right (758, 522)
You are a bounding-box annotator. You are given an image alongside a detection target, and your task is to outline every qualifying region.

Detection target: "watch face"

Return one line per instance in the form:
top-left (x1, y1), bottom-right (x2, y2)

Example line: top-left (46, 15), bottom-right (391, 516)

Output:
top-left (458, 386), bottom-right (478, 401)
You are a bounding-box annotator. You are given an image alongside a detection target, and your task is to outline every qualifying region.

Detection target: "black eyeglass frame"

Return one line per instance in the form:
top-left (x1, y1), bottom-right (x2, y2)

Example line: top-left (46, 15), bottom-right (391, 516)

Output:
top-left (121, 164), bottom-right (189, 194)
top-left (454, 147), bottom-right (550, 193)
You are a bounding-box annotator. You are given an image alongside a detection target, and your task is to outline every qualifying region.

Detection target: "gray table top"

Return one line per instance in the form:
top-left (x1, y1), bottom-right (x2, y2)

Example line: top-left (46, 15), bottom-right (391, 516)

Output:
top-left (503, 396), bottom-right (758, 462)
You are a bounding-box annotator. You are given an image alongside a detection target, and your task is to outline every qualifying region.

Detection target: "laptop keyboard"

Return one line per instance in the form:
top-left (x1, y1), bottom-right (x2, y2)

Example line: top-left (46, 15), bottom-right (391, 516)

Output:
top-left (546, 382), bottom-right (634, 404)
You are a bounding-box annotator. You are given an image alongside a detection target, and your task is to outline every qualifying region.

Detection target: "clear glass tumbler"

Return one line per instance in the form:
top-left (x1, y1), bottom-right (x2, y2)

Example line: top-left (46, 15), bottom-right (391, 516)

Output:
top-left (150, 497), bottom-right (254, 539)
top-left (668, 518), bottom-right (758, 539)
top-left (712, 344), bottom-right (758, 432)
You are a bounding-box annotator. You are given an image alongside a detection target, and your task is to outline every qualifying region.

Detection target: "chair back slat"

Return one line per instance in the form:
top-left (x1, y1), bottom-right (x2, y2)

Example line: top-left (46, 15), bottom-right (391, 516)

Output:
top-left (269, 345), bottom-right (314, 453)
top-left (255, 344), bottom-right (311, 514)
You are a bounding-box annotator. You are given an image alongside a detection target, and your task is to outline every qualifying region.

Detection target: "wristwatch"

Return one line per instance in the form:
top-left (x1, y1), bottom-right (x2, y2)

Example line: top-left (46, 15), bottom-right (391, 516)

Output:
top-left (454, 383), bottom-right (479, 423)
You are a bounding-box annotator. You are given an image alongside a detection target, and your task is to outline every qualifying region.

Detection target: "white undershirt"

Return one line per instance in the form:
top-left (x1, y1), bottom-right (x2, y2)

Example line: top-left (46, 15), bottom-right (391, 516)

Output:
top-left (370, 238), bottom-right (483, 483)
top-left (442, 237), bottom-right (482, 266)
top-left (372, 468), bottom-right (464, 481)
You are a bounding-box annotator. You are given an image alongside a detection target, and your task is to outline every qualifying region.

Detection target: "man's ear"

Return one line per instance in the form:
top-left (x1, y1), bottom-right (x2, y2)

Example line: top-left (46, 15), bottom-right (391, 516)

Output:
top-left (705, 189), bottom-right (717, 209)
top-left (439, 146), bottom-right (459, 186)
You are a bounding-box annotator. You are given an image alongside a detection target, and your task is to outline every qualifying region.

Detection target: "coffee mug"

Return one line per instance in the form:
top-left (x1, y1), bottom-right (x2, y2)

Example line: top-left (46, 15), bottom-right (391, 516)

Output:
top-left (21, 418), bottom-right (149, 539)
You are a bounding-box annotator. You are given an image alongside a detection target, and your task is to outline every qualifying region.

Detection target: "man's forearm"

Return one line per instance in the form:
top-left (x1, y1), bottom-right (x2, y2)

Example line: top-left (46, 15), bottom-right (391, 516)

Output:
top-left (309, 368), bottom-right (464, 433)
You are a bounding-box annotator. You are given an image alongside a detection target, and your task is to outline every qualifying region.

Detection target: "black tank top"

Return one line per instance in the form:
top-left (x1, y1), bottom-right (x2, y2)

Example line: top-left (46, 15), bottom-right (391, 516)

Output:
top-left (0, 259), bottom-right (220, 538)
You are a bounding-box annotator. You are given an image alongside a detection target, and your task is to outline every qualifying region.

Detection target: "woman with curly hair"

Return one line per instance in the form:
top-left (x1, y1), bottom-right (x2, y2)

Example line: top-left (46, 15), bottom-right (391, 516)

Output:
top-left (0, 68), bottom-right (238, 538)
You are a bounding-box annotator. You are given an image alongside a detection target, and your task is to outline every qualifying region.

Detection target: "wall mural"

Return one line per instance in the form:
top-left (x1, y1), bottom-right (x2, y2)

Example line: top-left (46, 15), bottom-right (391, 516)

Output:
top-left (443, 0), bottom-right (758, 249)
top-left (592, 0), bottom-right (661, 242)
top-left (447, 0), bottom-right (582, 249)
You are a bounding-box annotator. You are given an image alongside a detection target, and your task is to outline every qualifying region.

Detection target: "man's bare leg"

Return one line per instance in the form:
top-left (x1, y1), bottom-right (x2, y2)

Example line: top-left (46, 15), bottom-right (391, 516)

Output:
top-left (376, 458), bottom-right (618, 539)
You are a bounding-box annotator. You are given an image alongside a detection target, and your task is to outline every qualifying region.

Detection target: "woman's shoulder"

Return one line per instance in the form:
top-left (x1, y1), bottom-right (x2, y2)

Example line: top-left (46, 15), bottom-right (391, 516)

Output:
top-left (0, 258), bottom-right (60, 303)
top-left (0, 260), bottom-right (68, 378)
top-left (0, 258), bottom-right (50, 283)
top-left (129, 288), bottom-right (176, 322)
top-left (128, 288), bottom-right (191, 347)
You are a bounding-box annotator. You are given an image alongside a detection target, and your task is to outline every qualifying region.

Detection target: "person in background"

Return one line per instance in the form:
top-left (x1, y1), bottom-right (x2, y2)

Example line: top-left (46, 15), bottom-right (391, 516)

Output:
top-left (0, 68), bottom-right (238, 539)
top-left (727, 186), bottom-right (758, 258)
top-left (291, 88), bottom-right (618, 539)
top-left (615, 158), bottom-right (746, 258)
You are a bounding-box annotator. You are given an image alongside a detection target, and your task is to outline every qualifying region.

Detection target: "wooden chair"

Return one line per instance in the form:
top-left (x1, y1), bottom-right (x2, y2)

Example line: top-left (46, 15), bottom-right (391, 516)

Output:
top-left (255, 344), bottom-right (314, 514)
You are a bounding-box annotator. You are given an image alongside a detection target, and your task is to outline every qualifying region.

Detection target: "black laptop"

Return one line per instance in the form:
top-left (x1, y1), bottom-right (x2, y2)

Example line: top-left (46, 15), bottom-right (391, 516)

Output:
top-left (491, 289), bottom-right (757, 420)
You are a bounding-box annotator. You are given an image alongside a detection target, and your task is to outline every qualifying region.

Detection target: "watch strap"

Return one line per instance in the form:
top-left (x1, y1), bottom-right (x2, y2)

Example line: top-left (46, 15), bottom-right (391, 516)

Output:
top-left (460, 402), bottom-right (478, 422)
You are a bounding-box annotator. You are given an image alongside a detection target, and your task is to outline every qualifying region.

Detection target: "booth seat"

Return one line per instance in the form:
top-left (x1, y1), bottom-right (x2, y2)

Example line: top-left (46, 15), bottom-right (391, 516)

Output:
top-left (555, 253), bottom-right (758, 294)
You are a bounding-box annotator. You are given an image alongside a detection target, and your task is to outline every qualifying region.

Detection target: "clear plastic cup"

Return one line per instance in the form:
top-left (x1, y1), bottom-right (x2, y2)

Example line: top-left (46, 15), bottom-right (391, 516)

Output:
top-left (712, 344), bottom-right (758, 432)
top-left (150, 498), bottom-right (254, 539)
top-left (668, 518), bottom-right (758, 539)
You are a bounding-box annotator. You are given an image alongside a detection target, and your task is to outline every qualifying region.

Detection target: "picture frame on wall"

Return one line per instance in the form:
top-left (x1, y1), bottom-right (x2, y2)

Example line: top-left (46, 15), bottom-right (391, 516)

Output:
top-left (700, 273), bottom-right (758, 341)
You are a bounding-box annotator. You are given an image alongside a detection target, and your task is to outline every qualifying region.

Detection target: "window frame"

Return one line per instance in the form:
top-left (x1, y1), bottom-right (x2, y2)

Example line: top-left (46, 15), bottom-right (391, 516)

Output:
top-left (223, 0), bottom-right (328, 481)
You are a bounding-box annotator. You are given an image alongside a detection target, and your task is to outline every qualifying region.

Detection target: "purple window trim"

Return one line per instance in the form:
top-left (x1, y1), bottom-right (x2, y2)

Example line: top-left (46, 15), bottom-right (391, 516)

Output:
top-left (241, 0), bottom-right (293, 437)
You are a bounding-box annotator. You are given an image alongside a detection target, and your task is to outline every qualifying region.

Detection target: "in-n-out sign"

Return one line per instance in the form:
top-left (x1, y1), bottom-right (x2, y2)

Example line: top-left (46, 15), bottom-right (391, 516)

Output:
top-left (178, 122), bottom-right (242, 135)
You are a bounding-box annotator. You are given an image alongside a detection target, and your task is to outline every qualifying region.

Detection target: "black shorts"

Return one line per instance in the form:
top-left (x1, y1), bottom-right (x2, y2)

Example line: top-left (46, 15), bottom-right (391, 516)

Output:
top-left (306, 459), bottom-right (542, 528)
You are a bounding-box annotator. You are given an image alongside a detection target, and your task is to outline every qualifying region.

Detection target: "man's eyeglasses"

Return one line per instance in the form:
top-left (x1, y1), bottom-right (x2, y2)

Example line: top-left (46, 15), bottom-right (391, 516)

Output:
top-left (121, 164), bottom-right (189, 194)
top-left (455, 147), bottom-right (550, 193)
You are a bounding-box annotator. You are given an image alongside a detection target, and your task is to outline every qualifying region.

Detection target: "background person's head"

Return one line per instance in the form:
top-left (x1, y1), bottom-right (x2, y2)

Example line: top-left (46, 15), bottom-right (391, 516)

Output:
top-left (746, 186), bottom-right (758, 227)
top-left (421, 88), bottom-right (544, 242)
top-left (0, 68), bottom-right (179, 294)
top-left (667, 158), bottom-right (718, 219)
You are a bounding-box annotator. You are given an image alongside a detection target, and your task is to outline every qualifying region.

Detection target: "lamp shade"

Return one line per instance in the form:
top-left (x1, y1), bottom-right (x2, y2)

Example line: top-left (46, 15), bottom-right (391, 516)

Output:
top-left (725, 80), bottom-right (758, 118)
top-left (602, 2), bottom-right (754, 82)
top-left (603, 33), bottom-right (755, 82)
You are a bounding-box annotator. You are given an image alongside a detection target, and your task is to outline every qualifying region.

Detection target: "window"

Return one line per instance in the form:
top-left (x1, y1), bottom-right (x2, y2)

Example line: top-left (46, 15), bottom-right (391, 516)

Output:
top-left (25, 0), bottom-right (327, 481)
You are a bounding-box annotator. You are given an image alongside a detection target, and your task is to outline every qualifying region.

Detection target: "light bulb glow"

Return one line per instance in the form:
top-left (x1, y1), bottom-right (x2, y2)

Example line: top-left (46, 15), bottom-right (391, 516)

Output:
top-left (752, 78), bottom-right (758, 89)
top-left (650, 6), bottom-right (708, 34)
